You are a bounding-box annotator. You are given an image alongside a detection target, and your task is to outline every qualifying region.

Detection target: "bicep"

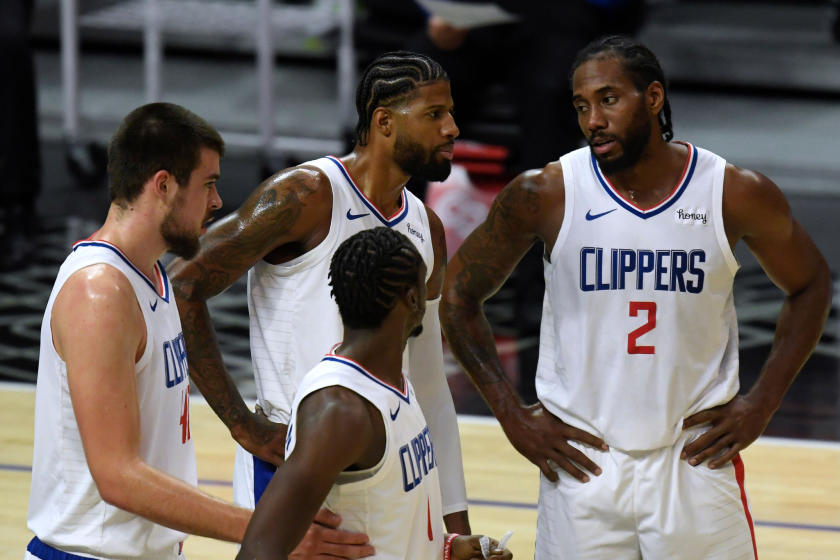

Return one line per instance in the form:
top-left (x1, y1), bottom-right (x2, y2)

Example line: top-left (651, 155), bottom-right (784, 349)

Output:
top-left (53, 272), bottom-right (145, 484)
top-left (726, 169), bottom-right (826, 295)
top-left (446, 173), bottom-right (549, 305)
top-left (169, 167), bottom-right (331, 301)
top-left (242, 390), bottom-right (375, 553)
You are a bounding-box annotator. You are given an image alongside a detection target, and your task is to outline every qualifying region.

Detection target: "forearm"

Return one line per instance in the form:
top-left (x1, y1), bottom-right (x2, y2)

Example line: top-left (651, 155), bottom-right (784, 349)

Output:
top-left (178, 298), bottom-right (254, 437)
top-left (408, 298), bottom-right (469, 524)
top-left (748, 271), bottom-right (832, 410)
top-left (105, 460), bottom-right (251, 542)
top-left (439, 299), bottom-right (523, 421)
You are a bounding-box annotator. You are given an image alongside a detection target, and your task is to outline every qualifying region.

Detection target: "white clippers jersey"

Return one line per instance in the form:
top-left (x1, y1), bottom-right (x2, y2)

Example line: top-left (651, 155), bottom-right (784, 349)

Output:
top-left (538, 143), bottom-right (740, 452)
top-left (248, 156), bottom-right (434, 424)
top-left (28, 240), bottom-right (197, 559)
top-left (285, 351), bottom-right (444, 560)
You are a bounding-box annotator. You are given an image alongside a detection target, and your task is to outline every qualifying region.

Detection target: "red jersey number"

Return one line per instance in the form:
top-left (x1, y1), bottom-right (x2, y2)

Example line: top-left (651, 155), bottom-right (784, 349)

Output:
top-left (628, 302), bottom-right (656, 354)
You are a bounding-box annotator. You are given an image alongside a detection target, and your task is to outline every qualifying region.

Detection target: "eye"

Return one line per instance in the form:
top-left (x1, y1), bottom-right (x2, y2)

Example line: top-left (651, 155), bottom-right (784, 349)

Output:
top-left (428, 111), bottom-right (439, 118)
top-left (604, 96), bottom-right (617, 105)
top-left (575, 105), bottom-right (588, 114)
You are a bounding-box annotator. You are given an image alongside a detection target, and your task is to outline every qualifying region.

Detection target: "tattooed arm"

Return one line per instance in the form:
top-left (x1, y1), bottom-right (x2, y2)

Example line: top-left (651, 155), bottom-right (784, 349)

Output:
top-left (169, 167), bottom-right (332, 464)
top-left (441, 163), bottom-right (608, 483)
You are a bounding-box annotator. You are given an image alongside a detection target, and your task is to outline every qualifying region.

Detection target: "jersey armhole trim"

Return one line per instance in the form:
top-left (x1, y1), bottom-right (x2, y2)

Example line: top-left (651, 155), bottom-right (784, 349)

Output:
top-left (416, 200), bottom-right (436, 283)
top-left (712, 157), bottom-right (740, 276)
top-left (254, 159), bottom-right (340, 277)
top-left (546, 158), bottom-right (575, 276)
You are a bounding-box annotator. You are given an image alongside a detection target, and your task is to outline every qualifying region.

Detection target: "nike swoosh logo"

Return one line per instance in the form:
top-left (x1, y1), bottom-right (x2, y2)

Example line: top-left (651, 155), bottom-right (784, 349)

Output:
top-left (585, 209), bottom-right (616, 221)
top-left (150, 301), bottom-right (158, 312)
top-left (390, 402), bottom-right (401, 421)
top-left (346, 209), bottom-right (370, 220)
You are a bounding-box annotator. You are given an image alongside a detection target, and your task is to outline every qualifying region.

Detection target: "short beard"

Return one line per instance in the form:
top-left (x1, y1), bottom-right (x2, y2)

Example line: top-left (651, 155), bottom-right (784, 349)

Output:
top-left (591, 105), bottom-right (652, 176)
top-left (160, 194), bottom-right (200, 260)
top-left (393, 132), bottom-right (452, 183)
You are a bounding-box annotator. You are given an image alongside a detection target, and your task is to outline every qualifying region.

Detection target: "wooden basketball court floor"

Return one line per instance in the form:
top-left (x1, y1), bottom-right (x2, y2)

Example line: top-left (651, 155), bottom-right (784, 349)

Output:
top-left (2, 383), bottom-right (838, 560)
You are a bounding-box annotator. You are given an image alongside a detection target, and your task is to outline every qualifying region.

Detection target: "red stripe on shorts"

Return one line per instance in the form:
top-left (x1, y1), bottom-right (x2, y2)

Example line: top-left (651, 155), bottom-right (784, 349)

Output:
top-left (733, 454), bottom-right (758, 559)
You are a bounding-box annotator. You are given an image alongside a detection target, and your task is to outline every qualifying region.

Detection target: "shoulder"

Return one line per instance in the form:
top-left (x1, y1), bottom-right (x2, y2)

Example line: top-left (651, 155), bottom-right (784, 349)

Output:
top-left (297, 385), bottom-right (374, 435)
top-left (243, 164), bottom-right (333, 219)
top-left (722, 163), bottom-right (791, 238)
top-left (499, 161), bottom-right (565, 209)
top-left (52, 264), bottom-right (143, 343)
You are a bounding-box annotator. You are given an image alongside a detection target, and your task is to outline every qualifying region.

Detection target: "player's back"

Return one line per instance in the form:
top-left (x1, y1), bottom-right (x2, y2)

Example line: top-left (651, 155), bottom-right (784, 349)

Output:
top-left (285, 350), bottom-right (444, 560)
top-left (539, 143), bottom-right (740, 452)
top-left (27, 240), bottom-right (196, 559)
top-left (247, 156), bottom-right (434, 425)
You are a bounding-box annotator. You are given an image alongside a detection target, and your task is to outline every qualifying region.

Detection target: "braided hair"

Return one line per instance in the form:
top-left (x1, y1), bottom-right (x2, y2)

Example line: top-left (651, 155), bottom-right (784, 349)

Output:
top-left (571, 36), bottom-right (674, 142)
top-left (354, 51), bottom-right (449, 147)
top-left (329, 228), bottom-right (425, 330)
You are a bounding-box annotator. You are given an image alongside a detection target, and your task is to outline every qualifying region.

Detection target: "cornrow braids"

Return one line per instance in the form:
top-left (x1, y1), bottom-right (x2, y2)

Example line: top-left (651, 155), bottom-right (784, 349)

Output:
top-left (571, 36), bottom-right (674, 142)
top-left (329, 228), bottom-right (424, 330)
top-left (354, 51), bottom-right (449, 147)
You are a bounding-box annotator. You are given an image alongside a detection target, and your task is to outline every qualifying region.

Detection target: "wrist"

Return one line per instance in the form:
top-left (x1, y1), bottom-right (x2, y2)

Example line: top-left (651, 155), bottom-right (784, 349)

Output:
top-left (443, 533), bottom-right (459, 560)
top-left (744, 387), bottom-right (782, 415)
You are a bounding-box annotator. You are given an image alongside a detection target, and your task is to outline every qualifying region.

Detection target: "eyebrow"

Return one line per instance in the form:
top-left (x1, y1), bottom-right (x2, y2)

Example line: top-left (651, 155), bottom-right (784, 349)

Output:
top-left (573, 84), bottom-right (618, 101)
top-left (206, 173), bottom-right (220, 181)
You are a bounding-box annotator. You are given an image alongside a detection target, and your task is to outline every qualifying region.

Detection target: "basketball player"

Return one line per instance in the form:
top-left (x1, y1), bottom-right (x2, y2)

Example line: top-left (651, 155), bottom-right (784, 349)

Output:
top-left (440, 36), bottom-right (832, 559)
top-left (26, 103), bottom-right (353, 560)
top-left (238, 228), bottom-right (510, 560)
top-left (169, 52), bottom-right (470, 534)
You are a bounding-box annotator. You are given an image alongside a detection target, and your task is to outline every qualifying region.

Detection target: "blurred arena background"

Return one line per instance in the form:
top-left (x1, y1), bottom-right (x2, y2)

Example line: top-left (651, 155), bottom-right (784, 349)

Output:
top-left (0, 0), bottom-right (839, 558)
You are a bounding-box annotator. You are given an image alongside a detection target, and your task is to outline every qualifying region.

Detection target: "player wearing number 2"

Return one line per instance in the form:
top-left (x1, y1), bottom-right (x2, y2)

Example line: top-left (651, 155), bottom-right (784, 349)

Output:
top-left (441, 36), bottom-right (832, 559)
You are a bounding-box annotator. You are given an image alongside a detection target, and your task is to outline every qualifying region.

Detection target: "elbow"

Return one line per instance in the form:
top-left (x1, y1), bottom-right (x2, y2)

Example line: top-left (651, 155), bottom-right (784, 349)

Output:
top-left (91, 463), bottom-right (136, 512)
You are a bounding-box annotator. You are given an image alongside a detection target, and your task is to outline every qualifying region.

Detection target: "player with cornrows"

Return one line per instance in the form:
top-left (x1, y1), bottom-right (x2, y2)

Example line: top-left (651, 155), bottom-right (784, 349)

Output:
top-left (169, 51), bottom-right (472, 544)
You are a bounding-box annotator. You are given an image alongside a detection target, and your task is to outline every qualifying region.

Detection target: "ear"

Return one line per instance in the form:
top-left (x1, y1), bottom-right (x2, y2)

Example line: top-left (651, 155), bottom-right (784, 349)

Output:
top-left (149, 169), bottom-right (175, 202)
top-left (646, 81), bottom-right (666, 117)
top-left (402, 284), bottom-right (420, 312)
top-left (371, 107), bottom-right (394, 139)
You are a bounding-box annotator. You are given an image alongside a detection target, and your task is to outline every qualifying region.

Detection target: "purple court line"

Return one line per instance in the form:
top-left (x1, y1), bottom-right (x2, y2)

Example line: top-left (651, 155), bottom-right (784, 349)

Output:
top-left (3, 463), bottom-right (839, 534)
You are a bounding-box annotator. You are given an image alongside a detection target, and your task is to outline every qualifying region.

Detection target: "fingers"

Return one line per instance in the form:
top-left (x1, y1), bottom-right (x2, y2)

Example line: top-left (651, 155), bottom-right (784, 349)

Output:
top-left (682, 408), bottom-right (717, 429)
top-left (317, 525), bottom-right (372, 546)
top-left (316, 541), bottom-right (376, 558)
top-left (559, 444), bottom-right (603, 477)
top-left (681, 424), bottom-right (726, 460)
top-left (709, 443), bottom-right (743, 470)
top-left (549, 452), bottom-right (592, 483)
top-left (536, 458), bottom-right (559, 483)
top-left (313, 508), bottom-right (341, 528)
top-left (563, 425), bottom-right (608, 451)
top-left (490, 551), bottom-right (513, 560)
top-left (687, 434), bottom-right (733, 467)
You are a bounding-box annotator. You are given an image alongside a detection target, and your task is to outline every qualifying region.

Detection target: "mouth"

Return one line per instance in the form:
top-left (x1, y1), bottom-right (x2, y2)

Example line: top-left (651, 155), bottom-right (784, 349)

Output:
top-left (590, 136), bottom-right (616, 155)
top-left (436, 143), bottom-right (455, 160)
top-left (201, 216), bottom-right (214, 233)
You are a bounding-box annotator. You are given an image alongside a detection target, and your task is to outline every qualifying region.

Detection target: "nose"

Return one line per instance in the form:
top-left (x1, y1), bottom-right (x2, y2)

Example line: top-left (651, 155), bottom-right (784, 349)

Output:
top-left (585, 105), bottom-right (608, 136)
top-left (209, 184), bottom-right (223, 211)
top-left (442, 112), bottom-right (459, 140)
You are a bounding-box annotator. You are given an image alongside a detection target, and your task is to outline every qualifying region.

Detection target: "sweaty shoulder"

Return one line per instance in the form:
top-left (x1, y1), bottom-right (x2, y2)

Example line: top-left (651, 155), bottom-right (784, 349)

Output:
top-left (246, 165), bottom-right (333, 227)
top-left (52, 264), bottom-right (145, 360)
top-left (491, 160), bottom-right (565, 246)
top-left (722, 163), bottom-right (791, 243)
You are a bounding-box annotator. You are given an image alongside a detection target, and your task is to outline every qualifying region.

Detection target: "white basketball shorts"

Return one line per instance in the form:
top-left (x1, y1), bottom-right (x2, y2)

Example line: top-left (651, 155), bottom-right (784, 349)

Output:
top-left (535, 426), bottom-right (757, 560)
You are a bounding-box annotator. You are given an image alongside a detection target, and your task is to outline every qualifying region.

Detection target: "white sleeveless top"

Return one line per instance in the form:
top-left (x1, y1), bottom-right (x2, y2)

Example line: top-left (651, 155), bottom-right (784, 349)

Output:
top-left (248, 156), bottom-right (435, 424)
top-left (28, 240), bottom-right (197, 559)
top-left (537, 144), bottom-right (740, 452)
top-left (285, 351), bottom-right (444, 560)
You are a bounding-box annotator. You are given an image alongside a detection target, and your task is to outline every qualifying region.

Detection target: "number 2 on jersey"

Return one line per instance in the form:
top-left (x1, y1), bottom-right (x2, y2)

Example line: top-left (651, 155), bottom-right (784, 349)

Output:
top-left (628, 302), bottom-right (656, 354)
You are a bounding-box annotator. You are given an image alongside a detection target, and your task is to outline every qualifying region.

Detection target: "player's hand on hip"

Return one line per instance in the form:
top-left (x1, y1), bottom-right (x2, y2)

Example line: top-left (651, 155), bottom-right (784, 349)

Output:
top-left (451, 535), bottom-right (512, 560)
top-left (681, 394), bottom-right (773, 469)
top-left (236, 406), bottom-right (289, 466)
top-left (290, 508), bottom-right (375, 559)
top-left (500, 402), bottom-right (607, 483)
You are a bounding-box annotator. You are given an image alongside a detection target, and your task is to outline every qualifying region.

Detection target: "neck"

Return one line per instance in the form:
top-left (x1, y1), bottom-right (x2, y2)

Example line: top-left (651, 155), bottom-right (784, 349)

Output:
top-left (95, 203), bottom-right (168, 279)
top-left (336, 319), bottom-right (409, 391)
top-left (604, 135), bottom-right (683, 195)
top-left (341, 144), bottom-right (409, 217)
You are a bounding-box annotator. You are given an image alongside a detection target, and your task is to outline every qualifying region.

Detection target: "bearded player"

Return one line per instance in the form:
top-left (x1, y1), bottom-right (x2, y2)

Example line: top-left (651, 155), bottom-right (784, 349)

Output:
top-left (441, 36), bottom-right (831, 559)
top-left (169, 51), bottom-right (470, 535)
